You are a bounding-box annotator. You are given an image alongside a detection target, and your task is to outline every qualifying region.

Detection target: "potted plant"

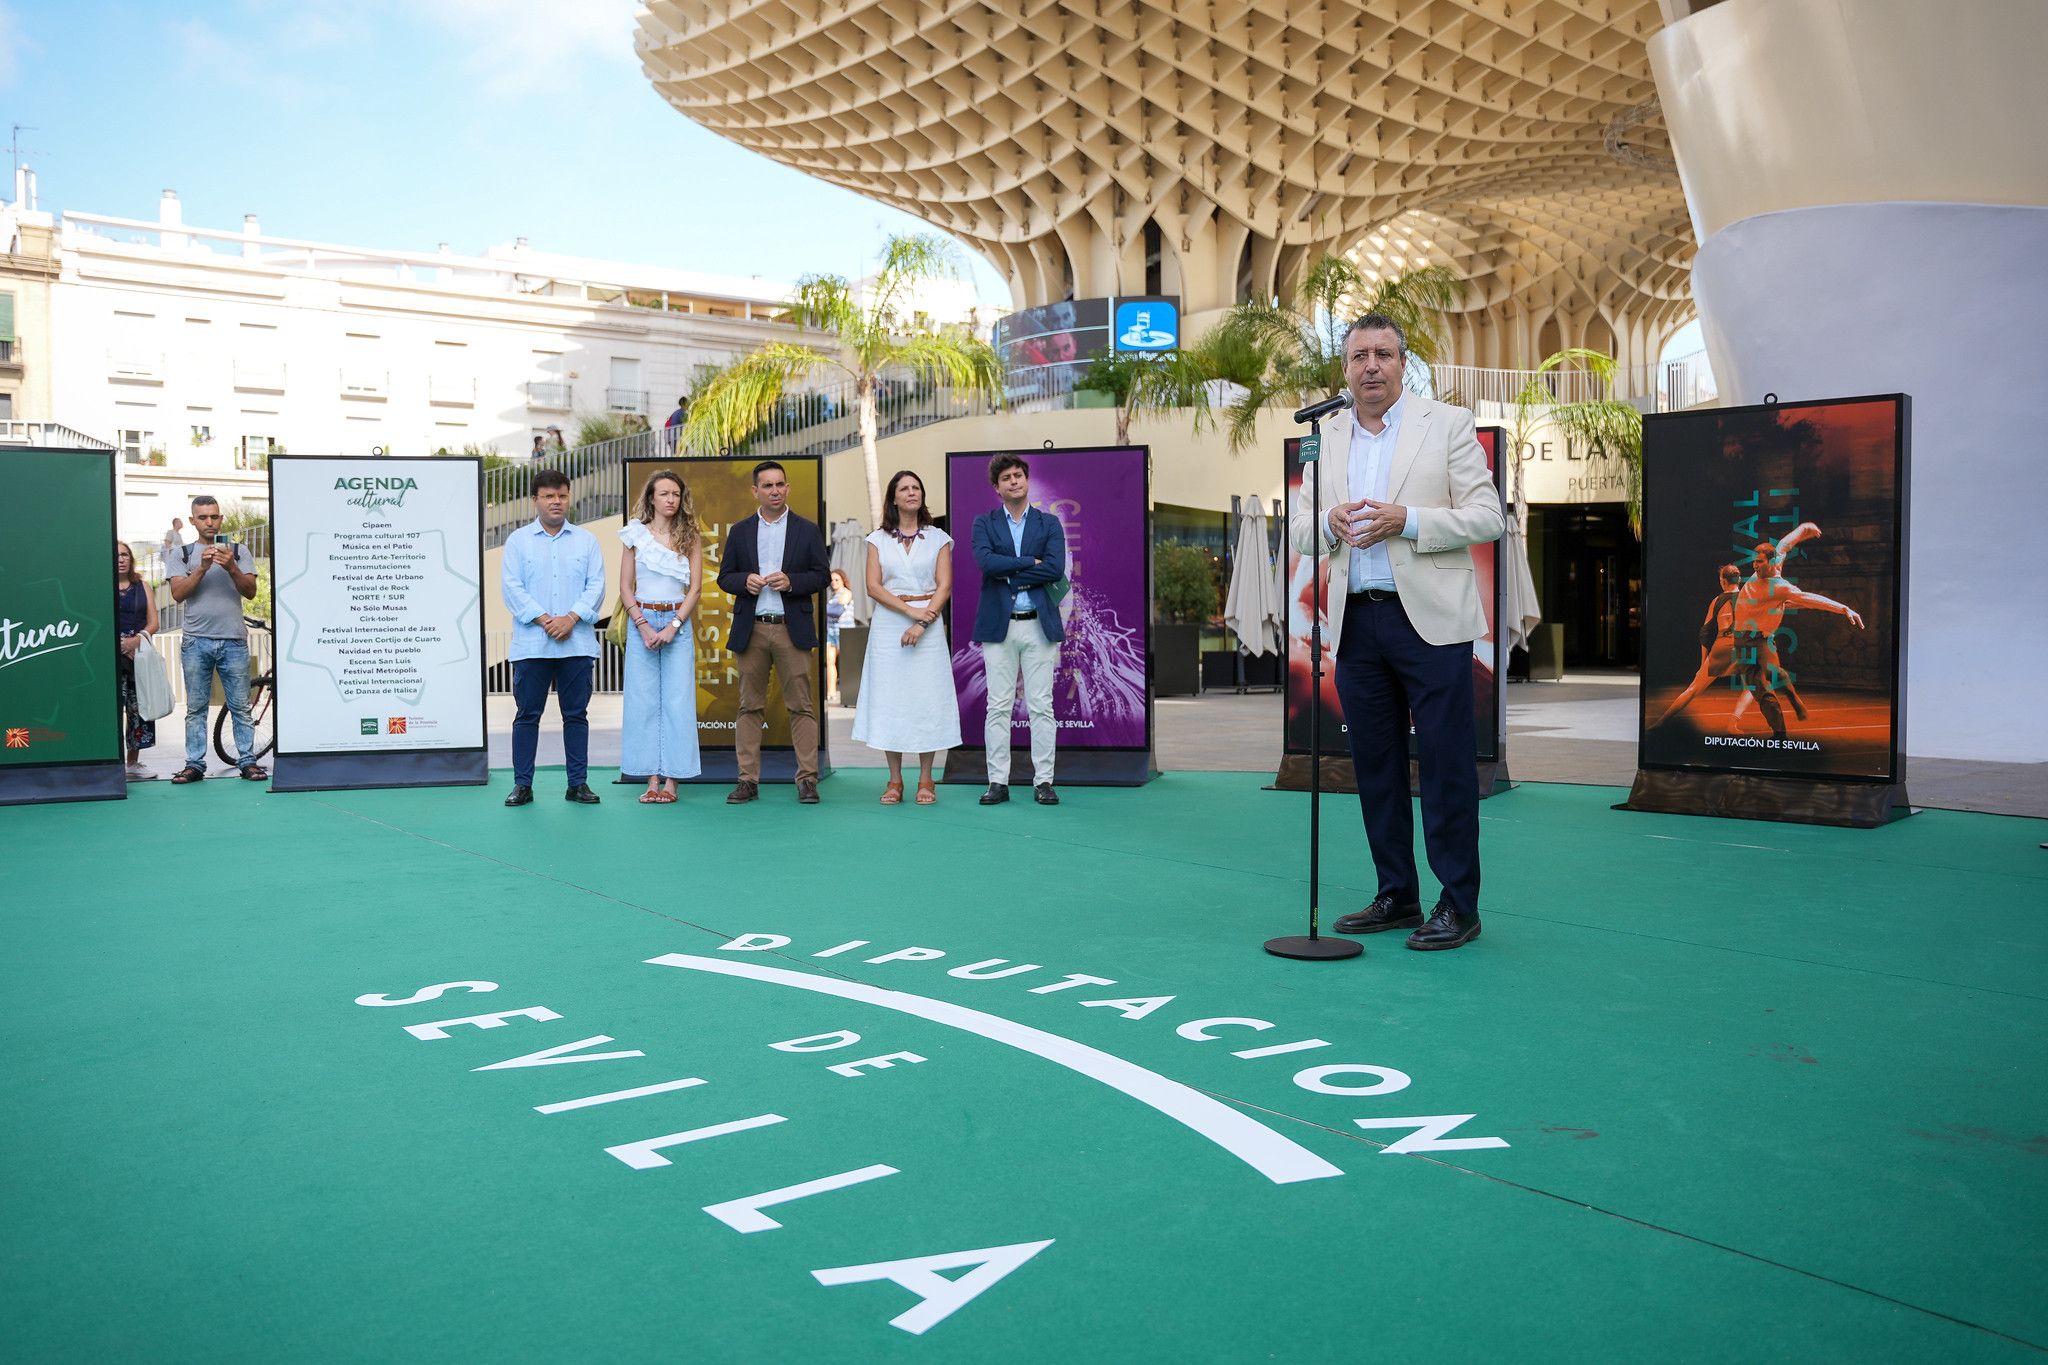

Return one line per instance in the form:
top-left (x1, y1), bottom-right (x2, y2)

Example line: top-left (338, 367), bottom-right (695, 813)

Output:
top-left (1152, 541), bottom-right (1218, 696)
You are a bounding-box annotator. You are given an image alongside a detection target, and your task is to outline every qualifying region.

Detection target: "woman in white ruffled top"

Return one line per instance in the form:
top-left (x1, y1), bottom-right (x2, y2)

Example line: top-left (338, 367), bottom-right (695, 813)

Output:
top-left (619, 470), bottom-right (704, 802)
top-left (853, 469), bottom-right (962, 803)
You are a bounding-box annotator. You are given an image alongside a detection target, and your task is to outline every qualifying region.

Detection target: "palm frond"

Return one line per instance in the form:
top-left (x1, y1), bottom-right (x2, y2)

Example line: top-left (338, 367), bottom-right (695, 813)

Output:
top-left (886, 331), bottom-right (1002, 397)
top-left (866, 233), bottom-right (963, 327)
top-left (682, 343), bottom-right (836, 451)
top-left (792, 274), bottom-right (858, 338)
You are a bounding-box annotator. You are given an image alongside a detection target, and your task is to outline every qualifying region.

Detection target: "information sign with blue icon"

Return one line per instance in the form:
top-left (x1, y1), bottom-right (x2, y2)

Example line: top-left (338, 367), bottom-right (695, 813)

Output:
top-left (1112, 296), bottom-right (1180, 351)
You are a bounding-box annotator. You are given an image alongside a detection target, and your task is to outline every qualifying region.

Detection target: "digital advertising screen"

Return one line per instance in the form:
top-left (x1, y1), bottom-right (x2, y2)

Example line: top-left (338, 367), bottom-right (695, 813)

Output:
top-left (1638, 395), bottom-right (1908, 782)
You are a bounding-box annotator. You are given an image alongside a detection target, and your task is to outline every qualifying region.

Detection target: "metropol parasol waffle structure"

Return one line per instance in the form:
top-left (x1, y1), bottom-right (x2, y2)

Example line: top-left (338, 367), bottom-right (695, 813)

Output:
top-left (634, 0), bottom-right (1698, 380)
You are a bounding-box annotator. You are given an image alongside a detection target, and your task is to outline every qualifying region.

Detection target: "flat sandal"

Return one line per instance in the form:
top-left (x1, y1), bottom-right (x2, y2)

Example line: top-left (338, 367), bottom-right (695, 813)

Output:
top-left (880, 779), bottom-right (904, 805)
top-left (915, 780), bottom-right (938, 805)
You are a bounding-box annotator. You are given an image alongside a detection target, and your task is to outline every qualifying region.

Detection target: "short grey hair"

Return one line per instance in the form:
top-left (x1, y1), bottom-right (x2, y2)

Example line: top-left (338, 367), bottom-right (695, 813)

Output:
top-left (1345, 313), bottom-right (1409, 359)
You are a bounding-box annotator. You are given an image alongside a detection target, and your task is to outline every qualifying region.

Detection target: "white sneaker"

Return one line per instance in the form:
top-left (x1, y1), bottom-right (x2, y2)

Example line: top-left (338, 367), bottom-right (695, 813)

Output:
top-left (126, 763), bottom-right (158, 782)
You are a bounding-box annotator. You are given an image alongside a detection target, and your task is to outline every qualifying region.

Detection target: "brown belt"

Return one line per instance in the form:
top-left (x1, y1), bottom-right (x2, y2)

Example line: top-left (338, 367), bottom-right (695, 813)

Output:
top-left (899, 592), bottom-right (936, 603)
top-left (637, 601), bottom-right (682, 612)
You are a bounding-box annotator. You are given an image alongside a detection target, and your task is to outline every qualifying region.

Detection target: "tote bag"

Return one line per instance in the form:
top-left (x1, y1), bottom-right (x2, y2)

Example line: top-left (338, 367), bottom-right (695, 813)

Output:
top-left (133, 635), bottom-right (175, 721)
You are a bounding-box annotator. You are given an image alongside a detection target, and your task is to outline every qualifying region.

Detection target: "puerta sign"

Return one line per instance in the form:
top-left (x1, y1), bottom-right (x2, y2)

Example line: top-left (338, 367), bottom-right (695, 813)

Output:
top-left (945, 446), bottom-right (1151, 755)
top-left (0, 448), bottom-right (119, 773)
top-left (271, 456), bottom-right (486, 755)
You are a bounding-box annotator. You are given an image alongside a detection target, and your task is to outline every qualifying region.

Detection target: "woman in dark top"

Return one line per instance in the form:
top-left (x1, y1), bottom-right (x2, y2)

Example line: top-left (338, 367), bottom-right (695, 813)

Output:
top-left (115, 541), bottom-right (160, 780)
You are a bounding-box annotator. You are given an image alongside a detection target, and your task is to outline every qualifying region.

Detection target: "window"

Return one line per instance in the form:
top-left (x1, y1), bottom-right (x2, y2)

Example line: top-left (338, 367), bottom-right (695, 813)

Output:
top-left (0, 393), bottom-right (13, 419)
top-left (118, 429), bottom-right (157, 465)
top-left (239, 435), bottom-right (276, 470)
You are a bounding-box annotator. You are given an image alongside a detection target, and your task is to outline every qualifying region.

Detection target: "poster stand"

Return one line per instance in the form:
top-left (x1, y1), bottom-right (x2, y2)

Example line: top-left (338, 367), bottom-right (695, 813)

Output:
top-left (616, 454), bottom-right (831, 786)
top-left (268, 455), bottom-right (489, 793)
top-left (939, 443), bottom-right (1157, 788)
top-left (1271, 425), bottom-right (1511, 799)
top-left (1623, 393), bottom-right (1912, 829)
top-left (0, 447), bottom-right (126, 806)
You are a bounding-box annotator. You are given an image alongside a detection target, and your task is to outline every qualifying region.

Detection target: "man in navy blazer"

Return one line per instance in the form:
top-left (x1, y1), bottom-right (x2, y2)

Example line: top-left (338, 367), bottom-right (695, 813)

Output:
top-left (716, 461), bottom-right (831, 805)
top-left (969, 453), bottom-right (1067, 806)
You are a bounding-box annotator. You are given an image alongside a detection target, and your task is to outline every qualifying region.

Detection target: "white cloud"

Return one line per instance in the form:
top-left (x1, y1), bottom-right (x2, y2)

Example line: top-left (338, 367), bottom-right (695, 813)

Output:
top-left (405, 0), bottom-right (640, 95)
top-left (0, 2), bottom-right (42, 88)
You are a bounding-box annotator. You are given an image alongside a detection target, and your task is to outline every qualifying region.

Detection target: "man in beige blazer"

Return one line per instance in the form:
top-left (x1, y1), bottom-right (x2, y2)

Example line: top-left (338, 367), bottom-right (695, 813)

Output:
top-left (1289, 314), bottom-right (1504, 950)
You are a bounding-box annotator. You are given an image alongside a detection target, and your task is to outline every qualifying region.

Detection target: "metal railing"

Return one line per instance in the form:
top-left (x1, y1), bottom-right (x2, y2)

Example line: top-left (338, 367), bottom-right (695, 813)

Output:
top-left (479, 373), bottom-right (982, 548)
top-left (606, 387), bottom-right (648, 413)
top-left (525, 380), bottom-right (572, 410)
top-left (0, 419), bottom-right (113, 448)
top-left (0, 338), bottom-right (16, 363)
top-left (1435, 351), bottom-right (1718, 415)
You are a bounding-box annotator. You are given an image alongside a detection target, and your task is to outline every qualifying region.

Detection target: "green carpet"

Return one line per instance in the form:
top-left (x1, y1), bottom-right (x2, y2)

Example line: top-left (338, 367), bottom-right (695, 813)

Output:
top-left (3, 772), bottom-right (2044, 1361)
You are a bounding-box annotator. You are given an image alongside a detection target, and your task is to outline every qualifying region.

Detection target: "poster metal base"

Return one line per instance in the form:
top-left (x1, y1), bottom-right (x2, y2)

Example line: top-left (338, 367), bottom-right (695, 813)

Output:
top-left (271, 751), bottom-right (490, 793)
top-left (1271, 755), bottom-right (1511, 798)
top-left (0, 761), bottom-right (127, 806)
top-left (1619, 769), bottom-right (1912, 828)
top-left (941, 747), bottom-right (1156, 787)
top-left (622, 749), bottom-right (835, 785)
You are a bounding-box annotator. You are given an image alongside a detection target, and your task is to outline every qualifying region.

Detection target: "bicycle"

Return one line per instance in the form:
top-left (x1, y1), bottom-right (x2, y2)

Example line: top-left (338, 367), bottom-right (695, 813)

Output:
top-left (213, 615), bottom-right (277, 768)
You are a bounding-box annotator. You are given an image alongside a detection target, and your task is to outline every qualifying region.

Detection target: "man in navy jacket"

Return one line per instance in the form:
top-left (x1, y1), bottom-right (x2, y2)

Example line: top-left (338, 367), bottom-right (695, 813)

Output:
top-left (716, 460), bottom-right (831, 805)
top-left (969, 453), bottom-right (1066, 805)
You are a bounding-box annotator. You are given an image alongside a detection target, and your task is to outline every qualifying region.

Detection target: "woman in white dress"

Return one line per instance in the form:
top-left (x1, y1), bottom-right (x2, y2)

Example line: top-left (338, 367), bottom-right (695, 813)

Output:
top-left (619, 470), bottom-right (704, 803)
top-left (852, 469), bottom-right (962, 804)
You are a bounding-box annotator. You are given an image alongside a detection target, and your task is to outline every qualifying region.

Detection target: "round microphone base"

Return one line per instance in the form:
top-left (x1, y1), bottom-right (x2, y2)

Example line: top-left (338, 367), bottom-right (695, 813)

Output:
top-left (1264, 934), bottom-right (1362, 961)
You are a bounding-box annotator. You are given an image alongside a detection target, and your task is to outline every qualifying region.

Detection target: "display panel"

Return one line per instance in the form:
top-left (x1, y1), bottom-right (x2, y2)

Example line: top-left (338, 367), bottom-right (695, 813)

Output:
top-left (0, 448), bottom-right (120, 775)
top-left (945, 446), bottom-right (1151, 753)
top-left (1638, 395), bottom-right (1907, 782)
top-left (1282, 426), bottom-right (1505, 762)
top-left (272, 456), bottom-right (486, 755)
top-left (624, 455), bottom-right (823, 751)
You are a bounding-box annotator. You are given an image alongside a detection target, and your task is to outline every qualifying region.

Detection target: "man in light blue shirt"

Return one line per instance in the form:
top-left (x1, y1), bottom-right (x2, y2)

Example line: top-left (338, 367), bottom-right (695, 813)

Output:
top-left (500, 469), bottom-right (606, 807)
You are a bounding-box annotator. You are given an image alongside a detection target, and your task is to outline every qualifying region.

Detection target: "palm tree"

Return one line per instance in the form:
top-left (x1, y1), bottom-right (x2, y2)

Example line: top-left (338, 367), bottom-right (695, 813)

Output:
top-left (683, 234), bottom-right (1003, 524)
top-left (1211, 257), bottom-right (1464, 452)
top-left (1508, 348), bottom-right (1646, 532)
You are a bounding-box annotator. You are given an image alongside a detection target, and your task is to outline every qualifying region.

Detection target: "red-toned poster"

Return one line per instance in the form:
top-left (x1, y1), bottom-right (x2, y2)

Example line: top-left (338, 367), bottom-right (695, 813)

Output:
top-left (1282, 427), bottom-right (1504, 761)
top-left (1638, 396), bottom-right (1907, 782)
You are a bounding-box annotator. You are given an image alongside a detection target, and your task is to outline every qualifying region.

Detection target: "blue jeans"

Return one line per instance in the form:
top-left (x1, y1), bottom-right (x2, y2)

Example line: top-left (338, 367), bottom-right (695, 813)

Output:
top-left (511, 655), bottom-right (595, 787)
top-left (622, 609), bottom-right (701, 781)
top-left (182, 636), bottom-right (255, 768)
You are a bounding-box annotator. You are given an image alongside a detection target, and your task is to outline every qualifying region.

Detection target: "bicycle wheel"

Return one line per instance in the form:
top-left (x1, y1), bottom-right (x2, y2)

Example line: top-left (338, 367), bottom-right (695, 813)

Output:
top-left (214, 677), bottom-right (276, 766)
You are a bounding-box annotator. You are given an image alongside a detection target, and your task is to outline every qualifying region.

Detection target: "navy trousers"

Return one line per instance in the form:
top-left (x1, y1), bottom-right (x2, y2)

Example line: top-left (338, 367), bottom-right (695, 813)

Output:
top-left (1333, 592), bottom-right (1482, 916)
top-left (511, 656), bottom-right (595, 788)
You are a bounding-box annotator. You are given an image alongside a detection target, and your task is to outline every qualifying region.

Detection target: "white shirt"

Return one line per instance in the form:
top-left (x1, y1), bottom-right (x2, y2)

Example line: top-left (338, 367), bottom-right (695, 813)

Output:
top-left (1345, 394), bottom-right (1417, 592)
top-left (1006, 507), bottom-right (1032, 611)
top-left (755, 509), bottom-right (788, 613)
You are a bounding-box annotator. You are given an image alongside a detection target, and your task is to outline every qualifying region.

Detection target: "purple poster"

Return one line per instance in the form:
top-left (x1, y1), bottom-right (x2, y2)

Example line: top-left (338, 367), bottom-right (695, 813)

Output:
top-left (946, 447), bottom-right (1151, 751)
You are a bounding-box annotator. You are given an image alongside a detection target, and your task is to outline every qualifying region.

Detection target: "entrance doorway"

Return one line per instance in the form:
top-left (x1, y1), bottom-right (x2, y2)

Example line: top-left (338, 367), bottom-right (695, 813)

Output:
top-left (1528, 504), bottom-right (1640, 669)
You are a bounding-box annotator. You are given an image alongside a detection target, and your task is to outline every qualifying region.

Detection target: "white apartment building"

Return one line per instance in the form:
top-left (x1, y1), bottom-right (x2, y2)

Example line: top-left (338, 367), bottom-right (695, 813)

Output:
top-left (4, 186), bottom-right (805, 544)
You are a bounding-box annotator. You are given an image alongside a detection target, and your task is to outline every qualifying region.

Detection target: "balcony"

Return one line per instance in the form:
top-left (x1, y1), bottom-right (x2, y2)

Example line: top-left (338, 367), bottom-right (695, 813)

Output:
top-left (429, 374), bottom-right (475, 407)
top-left (109, 349), bottom-right (166, 383)
top-left (525, 380), bottom-right (573, 410)
top-left (606, 387), bottom-right (648, 414)
top-left (0, 337), bottom-right (19, 374)
top-left (233, 360), bottom-right (287, 393)
top-left (340, 369), bottom-right (389, 400)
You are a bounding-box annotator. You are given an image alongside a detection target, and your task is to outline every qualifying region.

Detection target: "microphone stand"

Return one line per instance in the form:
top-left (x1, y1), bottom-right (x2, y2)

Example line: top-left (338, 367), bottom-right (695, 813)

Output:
top-left (1266, 413), bottom-right (1362, 961)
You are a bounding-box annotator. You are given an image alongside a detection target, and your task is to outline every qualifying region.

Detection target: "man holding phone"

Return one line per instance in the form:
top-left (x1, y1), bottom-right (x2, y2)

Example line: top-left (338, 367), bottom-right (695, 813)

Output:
top-left (166, 494), bottom-right (265, 783)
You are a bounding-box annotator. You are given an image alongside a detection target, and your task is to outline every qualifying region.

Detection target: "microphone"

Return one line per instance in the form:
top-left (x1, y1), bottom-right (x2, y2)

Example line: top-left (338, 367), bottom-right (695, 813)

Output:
top-left (1293, 391), bottom-right (1353, 424)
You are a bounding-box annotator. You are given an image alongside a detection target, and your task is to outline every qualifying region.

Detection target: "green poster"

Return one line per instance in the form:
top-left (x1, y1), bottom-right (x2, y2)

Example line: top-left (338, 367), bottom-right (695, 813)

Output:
top-left (0, 449), bottom-right (119, 767)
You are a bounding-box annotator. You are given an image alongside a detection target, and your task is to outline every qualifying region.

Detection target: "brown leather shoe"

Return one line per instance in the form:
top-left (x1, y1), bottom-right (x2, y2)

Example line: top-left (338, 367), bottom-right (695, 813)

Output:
top-left (796, 778), bottom-right (820, 804)
top-left (726, 780), bottom-right (759, 805)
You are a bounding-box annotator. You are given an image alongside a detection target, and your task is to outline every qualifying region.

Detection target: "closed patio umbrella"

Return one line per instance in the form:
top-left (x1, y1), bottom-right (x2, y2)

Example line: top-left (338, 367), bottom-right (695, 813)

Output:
top-left (1502, 510), bottom-right (1542, 652)
top-left (1223, 495), bottom-right (1284, 658)
top-left (828, 517), bottom-right (872, 626)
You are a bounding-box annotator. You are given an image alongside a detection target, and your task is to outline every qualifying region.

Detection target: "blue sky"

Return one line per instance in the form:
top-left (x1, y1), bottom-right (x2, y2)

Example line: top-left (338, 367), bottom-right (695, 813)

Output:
top-left (0, 0), bottom-right (1015, 304)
